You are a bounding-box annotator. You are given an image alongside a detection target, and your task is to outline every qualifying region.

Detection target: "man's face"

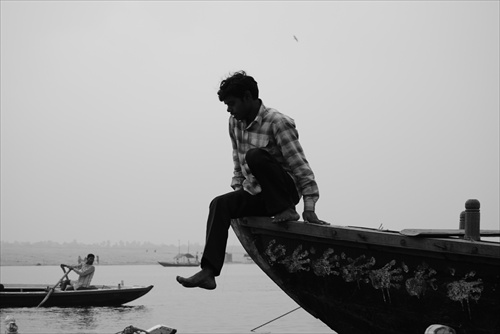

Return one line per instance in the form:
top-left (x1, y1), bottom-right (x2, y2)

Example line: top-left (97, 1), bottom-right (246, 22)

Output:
top-left (86, 256), bottom-right (95, 264)
top-left (224, 95), bottom-right (251, 121)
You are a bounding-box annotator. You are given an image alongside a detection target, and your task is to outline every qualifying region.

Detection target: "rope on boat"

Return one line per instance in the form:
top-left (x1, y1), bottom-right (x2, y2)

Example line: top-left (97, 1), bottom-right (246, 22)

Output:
top-left (250, 306), bottom-right (301, 332)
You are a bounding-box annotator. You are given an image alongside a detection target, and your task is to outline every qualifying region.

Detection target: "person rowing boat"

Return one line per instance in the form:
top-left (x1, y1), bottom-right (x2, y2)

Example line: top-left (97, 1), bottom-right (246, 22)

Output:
top-left (60, 253), bottom-right (96, 291)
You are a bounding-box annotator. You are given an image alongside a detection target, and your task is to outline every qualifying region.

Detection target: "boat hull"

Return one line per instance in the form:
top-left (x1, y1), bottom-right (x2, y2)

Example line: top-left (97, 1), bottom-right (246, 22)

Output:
top-left (0, 284), bottom-right (154, 308)
top-left (231, 217), bottom-right (500, 334)
top-left (158, 261), bottom-right (198, 267)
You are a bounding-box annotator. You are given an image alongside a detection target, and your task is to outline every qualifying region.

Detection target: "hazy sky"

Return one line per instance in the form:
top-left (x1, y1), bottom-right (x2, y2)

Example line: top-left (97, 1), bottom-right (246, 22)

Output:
top-left (1, 1), bottom-right (498, 246)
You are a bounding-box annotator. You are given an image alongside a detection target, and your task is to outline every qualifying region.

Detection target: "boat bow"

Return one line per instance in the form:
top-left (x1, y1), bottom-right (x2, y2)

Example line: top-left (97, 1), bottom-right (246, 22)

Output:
top-left (231, 216), bottom-right (500, 334)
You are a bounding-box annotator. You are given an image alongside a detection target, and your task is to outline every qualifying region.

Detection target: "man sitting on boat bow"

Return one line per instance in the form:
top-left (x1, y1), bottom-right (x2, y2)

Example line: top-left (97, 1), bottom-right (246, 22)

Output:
top-left (60, 253), bottom-right (96, 290)
top-left (176, 71), bottom-right (328, 290)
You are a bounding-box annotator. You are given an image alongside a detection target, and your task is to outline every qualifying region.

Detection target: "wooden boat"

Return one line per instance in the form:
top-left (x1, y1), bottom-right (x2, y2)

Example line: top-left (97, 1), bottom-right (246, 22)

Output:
top-left (158, 253), bottom-right (199, 267)
top-left (231, 199), bottom-right (500, 334)
top-left (118, 324), bottom-right (177, 334)
top-left (159, 241), bottom-right (200, 267)
top-left (0, 284), bottom-right (153, 308)
top-left (158, 260), bottom-right (198, 267)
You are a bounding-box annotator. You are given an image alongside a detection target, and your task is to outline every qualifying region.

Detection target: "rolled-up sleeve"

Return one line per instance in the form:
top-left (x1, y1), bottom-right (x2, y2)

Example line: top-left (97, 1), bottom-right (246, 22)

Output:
top-left (230, 120), bottom-right (244, 190)
top-left (274, 118), bottom-right (319, 211)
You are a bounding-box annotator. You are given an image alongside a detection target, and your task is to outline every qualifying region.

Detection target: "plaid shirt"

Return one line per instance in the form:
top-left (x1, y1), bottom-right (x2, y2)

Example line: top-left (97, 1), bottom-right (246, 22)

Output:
top-left (71, 263), bottom-right (95, 289)
top-left (229, 102), bottom-right (319, 211)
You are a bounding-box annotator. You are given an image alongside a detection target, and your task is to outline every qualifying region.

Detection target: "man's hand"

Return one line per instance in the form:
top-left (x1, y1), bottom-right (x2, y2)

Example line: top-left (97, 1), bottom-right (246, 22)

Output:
top-left (303, 210), bottom-right (329, 225)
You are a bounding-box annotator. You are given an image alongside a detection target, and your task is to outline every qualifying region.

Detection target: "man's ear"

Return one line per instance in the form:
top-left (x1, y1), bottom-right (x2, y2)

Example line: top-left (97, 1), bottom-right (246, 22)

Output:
top-left (243, 90), bottom-right (253, 101)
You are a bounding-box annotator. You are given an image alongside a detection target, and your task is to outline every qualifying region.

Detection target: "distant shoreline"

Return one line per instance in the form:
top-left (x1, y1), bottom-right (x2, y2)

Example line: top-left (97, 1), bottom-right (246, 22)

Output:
top-left (0, 262), bottom-right (159, 267)
top-left (0, 242), bottom-right (246, 267)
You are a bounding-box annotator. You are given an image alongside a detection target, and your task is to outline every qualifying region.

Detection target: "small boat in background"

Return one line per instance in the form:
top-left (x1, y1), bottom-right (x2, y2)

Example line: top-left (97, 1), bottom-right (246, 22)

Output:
top-left (158, 252), bottom-right (199, 267)
top-left (243, 253), bottom-right (254, 264)
top-left (158, 241), bottom-right (200, 267)
top-left (118, 324), bottom-right (177, 334)
top-left (0, 284), bottom-right (153, 308)
top-left (231, 199), bottom-right (500, 334)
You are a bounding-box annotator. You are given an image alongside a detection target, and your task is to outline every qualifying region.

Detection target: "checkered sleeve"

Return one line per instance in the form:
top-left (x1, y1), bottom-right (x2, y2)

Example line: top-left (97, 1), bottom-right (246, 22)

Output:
top-left (274, 117), bottom-right (319, 211)
top-left (229, 120), bottom-right (244, 190)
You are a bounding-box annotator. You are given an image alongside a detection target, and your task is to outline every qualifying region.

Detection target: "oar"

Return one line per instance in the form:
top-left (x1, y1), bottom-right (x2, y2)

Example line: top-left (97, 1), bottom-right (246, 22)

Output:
top-left (36, 268), bottom-right (72, 308)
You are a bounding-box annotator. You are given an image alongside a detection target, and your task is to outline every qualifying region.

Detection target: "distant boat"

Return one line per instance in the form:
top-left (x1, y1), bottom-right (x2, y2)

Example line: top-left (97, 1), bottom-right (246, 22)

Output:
top-left (158, 253), bottom-right (199, 267)
top-left (117, 324), bottom-right (176, 334)
top-left (159, 241), bottom-right (200, 267)
top-left (243, 253), bottom-right (254, 264)
top-left (231, 199), bottom-right (500, 334)
top-left (0, 284), bottom-right (153, 308)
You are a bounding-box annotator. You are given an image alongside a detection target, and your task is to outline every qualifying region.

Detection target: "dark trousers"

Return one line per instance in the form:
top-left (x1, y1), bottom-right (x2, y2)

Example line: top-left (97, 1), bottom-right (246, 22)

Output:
top-left (201, 148), bottom-right (299, 276)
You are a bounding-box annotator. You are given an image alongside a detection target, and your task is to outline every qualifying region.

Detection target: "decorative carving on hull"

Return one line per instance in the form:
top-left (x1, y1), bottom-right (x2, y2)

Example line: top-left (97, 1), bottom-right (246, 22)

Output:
top-left (264, 239), bottom-right (484, 310)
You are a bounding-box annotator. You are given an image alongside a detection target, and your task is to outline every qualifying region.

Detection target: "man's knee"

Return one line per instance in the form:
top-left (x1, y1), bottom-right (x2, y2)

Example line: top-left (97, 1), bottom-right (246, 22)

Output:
top-left (209, 196), bottom-right (218, 211)
top-left (210, 191), bottom-right (241, 210)
top-left (209, 194), bottom-right (228, 213)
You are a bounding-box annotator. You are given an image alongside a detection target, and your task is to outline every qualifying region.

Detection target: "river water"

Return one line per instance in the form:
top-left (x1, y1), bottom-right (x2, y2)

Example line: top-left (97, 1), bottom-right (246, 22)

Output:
top-left (0, 264), bottom-right (333, 333)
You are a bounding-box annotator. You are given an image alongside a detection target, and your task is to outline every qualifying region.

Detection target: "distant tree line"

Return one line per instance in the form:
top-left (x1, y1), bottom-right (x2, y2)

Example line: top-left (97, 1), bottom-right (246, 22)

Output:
top-left (0, 240), bottom-right (204, 250)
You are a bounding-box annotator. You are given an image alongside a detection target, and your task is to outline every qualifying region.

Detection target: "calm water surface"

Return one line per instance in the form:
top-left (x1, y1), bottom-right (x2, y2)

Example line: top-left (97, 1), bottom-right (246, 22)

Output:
top-left (0, 264), bottom-right (334, 333)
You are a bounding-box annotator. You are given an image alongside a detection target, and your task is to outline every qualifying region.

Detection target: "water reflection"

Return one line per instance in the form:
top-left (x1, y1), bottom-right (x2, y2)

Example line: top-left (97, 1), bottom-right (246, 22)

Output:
top-left (3, 306), bottom-right (149, 333)
top-left (58, 307), bottom-right (99, 330)
top-left (1, 265), bottom-right (332, 333)
top-left (2, 306), bottom-right (161, 334)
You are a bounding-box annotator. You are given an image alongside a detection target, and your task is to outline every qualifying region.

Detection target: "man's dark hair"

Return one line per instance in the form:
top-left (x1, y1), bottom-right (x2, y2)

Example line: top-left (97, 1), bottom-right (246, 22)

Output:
top-left (217, 71), bottom-right (259, 101)
top-left (87, 253), bottom-right (95, 259)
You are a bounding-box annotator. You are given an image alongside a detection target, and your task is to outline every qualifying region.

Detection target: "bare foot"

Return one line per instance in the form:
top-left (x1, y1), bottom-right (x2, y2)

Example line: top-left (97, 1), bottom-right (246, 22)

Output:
top-left (271, 208), bottom-right (300, 223)
top-left (176, 268), bottom-right (216, 290)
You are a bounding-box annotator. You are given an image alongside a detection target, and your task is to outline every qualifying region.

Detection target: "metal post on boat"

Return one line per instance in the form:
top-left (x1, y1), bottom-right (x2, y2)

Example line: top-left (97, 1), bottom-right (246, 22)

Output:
top-left (459, 211), bottom-right (465, 229)
top-left (464, 199), bottom-right (480, 241)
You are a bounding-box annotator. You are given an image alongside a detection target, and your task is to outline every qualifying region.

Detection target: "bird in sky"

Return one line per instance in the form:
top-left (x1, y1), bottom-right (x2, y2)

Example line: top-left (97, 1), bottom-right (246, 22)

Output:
top-left (293, 35), bottom-right (299, 42)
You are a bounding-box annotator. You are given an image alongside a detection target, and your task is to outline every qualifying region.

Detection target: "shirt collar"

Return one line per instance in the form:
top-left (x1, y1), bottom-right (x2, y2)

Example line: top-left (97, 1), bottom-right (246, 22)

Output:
top-left (245, 100), bottom-right (266, 130)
